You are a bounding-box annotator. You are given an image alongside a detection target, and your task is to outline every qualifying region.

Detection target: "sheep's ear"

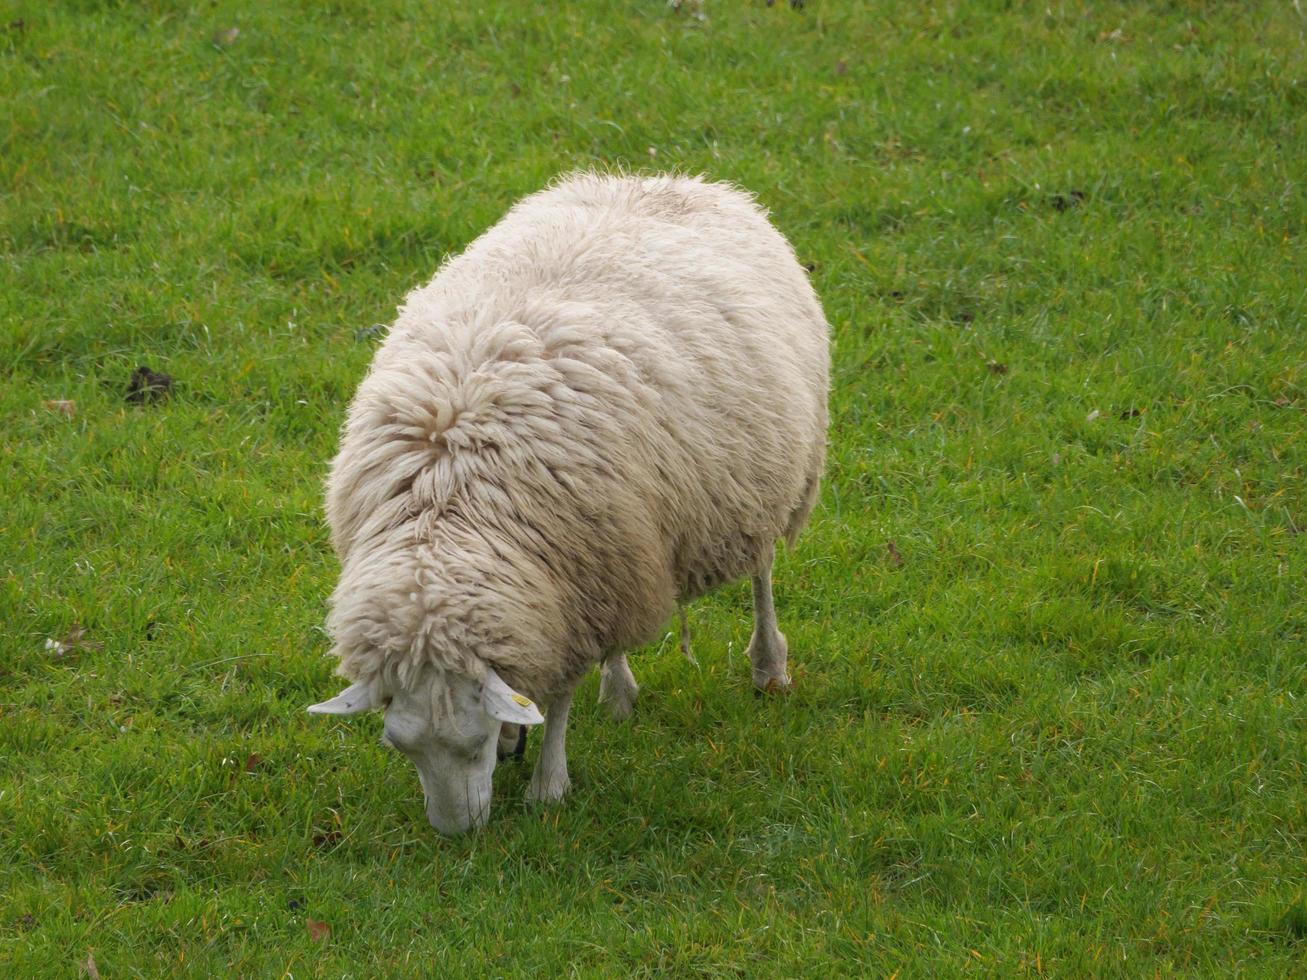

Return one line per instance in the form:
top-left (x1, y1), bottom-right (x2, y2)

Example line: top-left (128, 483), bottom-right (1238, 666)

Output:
top-left (481, 670), bottom-right (544, 725)
top-left (307, 680), bottom-right (376, 716)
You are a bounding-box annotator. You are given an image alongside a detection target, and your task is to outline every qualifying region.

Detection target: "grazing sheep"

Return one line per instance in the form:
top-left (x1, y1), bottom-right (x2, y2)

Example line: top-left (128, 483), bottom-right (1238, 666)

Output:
top-left (309, 172), bottom-right (829, 834)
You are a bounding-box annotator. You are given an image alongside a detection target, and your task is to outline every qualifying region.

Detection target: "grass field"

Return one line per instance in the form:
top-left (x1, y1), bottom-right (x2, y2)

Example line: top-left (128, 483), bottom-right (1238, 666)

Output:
top-left (2, 0), bottom-right (1305, 974)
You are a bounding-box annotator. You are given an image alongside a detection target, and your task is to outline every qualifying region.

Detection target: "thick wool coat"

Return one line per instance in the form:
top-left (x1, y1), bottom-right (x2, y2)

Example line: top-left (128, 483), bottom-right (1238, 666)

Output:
top-left (324, 173), bottom-right (829, 703)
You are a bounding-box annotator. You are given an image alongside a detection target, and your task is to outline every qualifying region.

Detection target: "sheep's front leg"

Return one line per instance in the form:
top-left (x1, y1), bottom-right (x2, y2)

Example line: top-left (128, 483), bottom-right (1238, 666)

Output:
top-left (598, 653), bottom-right (638, 720)
top-left (527, 688), bottom-right (574, 803)
top-left (746, 545), bottom-right (791, 692)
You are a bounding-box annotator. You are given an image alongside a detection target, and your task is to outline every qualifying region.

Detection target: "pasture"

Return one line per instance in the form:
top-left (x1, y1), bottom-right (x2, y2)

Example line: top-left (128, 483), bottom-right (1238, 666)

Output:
top-left (1, 1), bottom-right (1304, 974)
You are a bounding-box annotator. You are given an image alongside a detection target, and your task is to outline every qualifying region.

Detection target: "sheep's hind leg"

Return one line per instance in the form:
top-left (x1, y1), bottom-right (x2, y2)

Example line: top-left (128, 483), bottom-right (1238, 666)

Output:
top-left (598, 653), bottom-right (639, 720)
top-left (527, 688), bottom-right (574, 803)
top-left (746, 544), bottom-right (791, 692)
top-left (497, 723), bottom-right (527, 760)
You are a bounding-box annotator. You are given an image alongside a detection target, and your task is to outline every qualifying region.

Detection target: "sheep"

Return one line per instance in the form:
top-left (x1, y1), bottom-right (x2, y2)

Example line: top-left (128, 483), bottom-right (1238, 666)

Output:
top-left (308, 172), bottom-right (829, 834)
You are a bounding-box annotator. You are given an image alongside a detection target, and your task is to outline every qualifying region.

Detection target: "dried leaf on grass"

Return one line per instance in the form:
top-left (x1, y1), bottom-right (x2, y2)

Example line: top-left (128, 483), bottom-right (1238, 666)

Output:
top-left (306, 918), bottom-right (331, 943)
top-left (312, 829), bottom-right (343, 848)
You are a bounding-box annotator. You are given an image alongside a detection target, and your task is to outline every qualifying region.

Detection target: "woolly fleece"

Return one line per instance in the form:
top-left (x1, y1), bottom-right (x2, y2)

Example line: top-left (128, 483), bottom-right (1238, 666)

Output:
top-left (324, 172), bottom-right (829, 703)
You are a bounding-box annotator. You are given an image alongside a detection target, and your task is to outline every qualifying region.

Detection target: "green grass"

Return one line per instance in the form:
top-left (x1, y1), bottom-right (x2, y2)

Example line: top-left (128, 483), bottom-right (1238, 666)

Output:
top-left (2, 0), bottom-right (1304, 974)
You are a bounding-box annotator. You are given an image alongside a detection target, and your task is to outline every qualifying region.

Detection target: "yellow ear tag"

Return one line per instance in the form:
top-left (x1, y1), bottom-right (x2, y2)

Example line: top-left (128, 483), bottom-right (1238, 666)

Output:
top-left (511, 693), bottom-right (534, 708)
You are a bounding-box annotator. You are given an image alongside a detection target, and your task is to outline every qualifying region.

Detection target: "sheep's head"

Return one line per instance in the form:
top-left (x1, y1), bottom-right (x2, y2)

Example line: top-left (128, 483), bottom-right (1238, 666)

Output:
top-left (308, 668), bottom-right (543, 834)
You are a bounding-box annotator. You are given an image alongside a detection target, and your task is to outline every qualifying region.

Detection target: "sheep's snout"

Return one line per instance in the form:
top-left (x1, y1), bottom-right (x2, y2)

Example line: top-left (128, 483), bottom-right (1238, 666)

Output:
top-left (424, 776), bottom-right (493, 836)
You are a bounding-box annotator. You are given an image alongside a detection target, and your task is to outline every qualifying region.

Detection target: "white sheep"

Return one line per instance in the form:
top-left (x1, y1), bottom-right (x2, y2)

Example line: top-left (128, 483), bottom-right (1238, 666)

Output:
top-left (309, 172), bottom-right (829, 833)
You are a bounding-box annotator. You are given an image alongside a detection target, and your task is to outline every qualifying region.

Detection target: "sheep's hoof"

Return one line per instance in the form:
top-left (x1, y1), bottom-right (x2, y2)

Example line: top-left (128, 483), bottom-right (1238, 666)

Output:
top-left (747, 630), bottom-right (791, 695)
top-left (526, 770), bottom-right (570, 804)
top-left (752, 673), bottom-right (793, 696)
